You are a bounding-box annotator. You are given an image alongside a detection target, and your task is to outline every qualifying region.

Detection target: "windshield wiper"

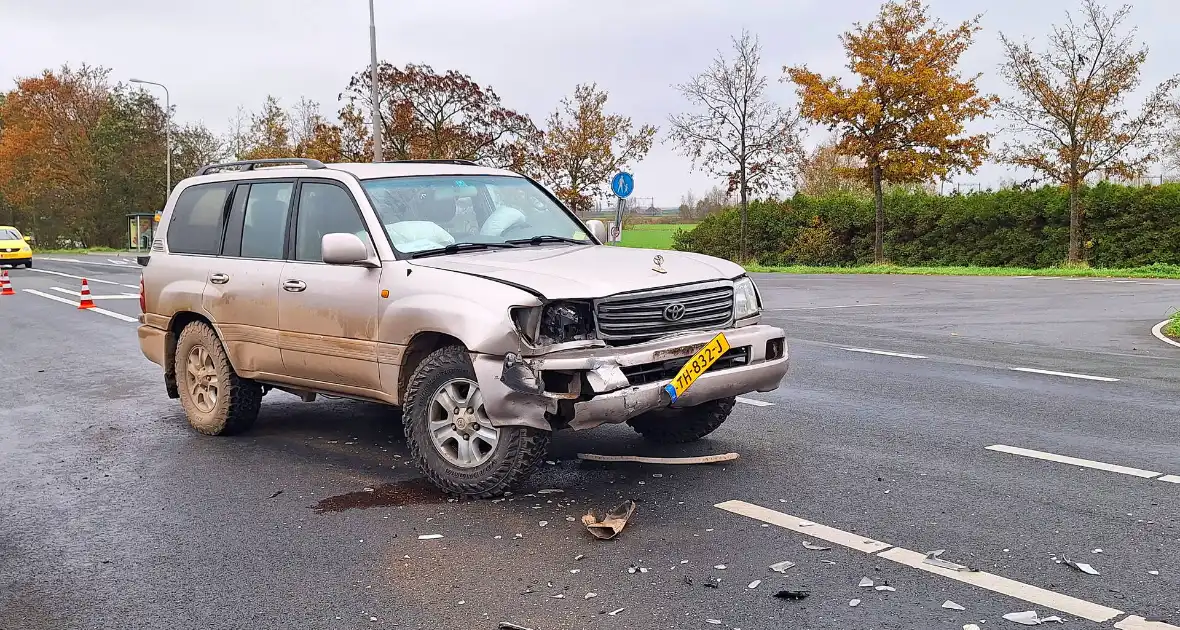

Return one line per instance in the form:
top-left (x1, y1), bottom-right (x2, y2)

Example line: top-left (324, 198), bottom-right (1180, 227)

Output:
top-left (507, 235), bottom-right (590, 246)
top-left (409, 241), bottom-right (519, 259)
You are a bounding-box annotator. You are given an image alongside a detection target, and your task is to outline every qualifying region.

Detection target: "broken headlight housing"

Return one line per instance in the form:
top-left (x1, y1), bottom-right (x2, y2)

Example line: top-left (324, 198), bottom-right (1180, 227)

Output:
top-left (734, 276), bottom-right (761, 320)
top-left (513, 301), bottom-right (596, 345)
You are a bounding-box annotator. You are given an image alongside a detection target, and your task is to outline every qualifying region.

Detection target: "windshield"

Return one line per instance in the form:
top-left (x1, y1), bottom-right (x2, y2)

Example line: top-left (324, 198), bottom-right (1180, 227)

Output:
top-left (359, 175), bottom-right (590, 255)
top-left (0, 229), bottom-right (21, 240)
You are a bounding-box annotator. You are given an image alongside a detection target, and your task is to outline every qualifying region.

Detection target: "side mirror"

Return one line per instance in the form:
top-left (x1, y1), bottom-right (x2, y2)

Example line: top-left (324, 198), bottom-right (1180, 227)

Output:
top-left (23, 236), bottom-right (31, 242)
top-left (322, 233), bottom-right (376, 267)
top-left (586, 220), bottom-right (608, 243)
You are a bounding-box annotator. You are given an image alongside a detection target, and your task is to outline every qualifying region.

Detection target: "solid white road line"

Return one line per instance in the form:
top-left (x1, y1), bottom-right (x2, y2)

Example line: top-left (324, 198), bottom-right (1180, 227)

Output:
top-left (24, 289), bottom-right (139, 323)
top-left (1115, 616), bottom-right (1180, 630)
top-left (1010, 367), bottom-right (1120, 382)
top-left (47, 286), bottom-right (138, 299)
top-left (715, 500), bottom-right (1128, 624)
top-left (41, 256), bottom-right (133, 268)
top-left (1158, 475), bottom-right (1180, 484)
top-left (766, 303), bottom-right (882, 311)
top-left (735, 397), bottom-right (774, 407)
top-left (1150, 320), bottom-right (1180, 349)
top-left (986, 444), bottom-right (1162, 479)
top-left (27, 267), bottom-right (139, 289)
top-left (843, 347), bottom-right (927, 359)
top-left (714, 501), bottom-right (891, 553)
top-left (877, 547), bottom-right (1123, 623)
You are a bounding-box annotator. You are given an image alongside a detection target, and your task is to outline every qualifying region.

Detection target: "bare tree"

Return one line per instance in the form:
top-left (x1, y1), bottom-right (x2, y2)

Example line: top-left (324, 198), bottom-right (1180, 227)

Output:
top-left (226, 105), bottom-right (249, 160)
top-left (291, 96), bottom-right (323, 150)
top-left (999, 0), bottom-right (1178, 264)
top-left (668, 30), bottom-right (803, 261)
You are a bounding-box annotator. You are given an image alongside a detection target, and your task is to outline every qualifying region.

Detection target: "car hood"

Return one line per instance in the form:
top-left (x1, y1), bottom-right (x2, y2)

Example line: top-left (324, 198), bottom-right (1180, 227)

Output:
top-left (407, 244), bottom-right (744, 300)
top-left (0, 240), bottom-right (27, 249)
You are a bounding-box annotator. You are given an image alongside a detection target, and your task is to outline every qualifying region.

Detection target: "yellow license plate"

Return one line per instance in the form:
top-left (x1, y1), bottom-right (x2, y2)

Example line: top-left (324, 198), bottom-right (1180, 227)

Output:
top-left (664, 332), bottom-right (731, 402)
top-left (0, 253), bottom-right (20, 259)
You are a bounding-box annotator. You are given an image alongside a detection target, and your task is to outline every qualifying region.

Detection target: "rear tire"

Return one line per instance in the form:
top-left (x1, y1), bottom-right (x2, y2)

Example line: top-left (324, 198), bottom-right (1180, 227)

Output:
top-left (403, 345), bottom-right (549, 498)
top-left (627, 397), bottom-right (736, 443)
top-left (174, 321), bottom-right (262, 436)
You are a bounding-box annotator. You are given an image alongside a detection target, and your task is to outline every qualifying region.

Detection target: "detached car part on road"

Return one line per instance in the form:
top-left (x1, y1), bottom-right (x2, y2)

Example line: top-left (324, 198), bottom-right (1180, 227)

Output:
top-left (137, 158), bottom-right (789, 497)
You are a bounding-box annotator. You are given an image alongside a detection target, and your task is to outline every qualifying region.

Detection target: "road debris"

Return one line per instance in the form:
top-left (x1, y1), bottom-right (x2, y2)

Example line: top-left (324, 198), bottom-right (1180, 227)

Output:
top-left (1092, 548), bottom-right (1103, 554)
top-left (798, 520), bottom-right (815, 527)
top-left (858, 577), bottom-right (874, 587)
top-left (849, 599), bottom-right (861, 607)
top-left (1003, 611), bottom-right (1064, 625)
top-left (704, 578), bottom-right (720, 589)
top-left (417, 534), bottom-right (443, 540)
top-left (539, 521), bottom-right (548, 527)
top-left (706, 620), bottom-right (723, 625)
top-left (607, 608), bottom-right (625, 616)
top-left (581, 500), bottom-right (636, 540)
top-left (802, 541), bottom-right (831, 551)
top-left (1148, 570), bottom-right (1159, 576)
top-left (774, 590), bottom-right (811, 600)
top-left (769, 560), bottom-right (796, 573)
top-left (570, 569), bottom-right (581, 574)
top-left (551, 594), bottom-right (565, 599)
top-left (514, 533), bottom-right (524, 539)
top-left (268, 490), bottom-right (284, 499)
top-left (1063, 558), bottom-right (1100, 575)
top-left (964, 625), bottom-right (981, 630)
top-left (574, 554), bottom-right (585, 561)
top-left (713, 565), bottom-right (727, 570)
top-left (498, 623), bottom-right (536, 630)
top-left (875, 585), bottom-right (896, 592)
top-left (536, 489), bottom-right (564, 494)
top-left (924, 549), bottom-right (978, 572)
top-left (576, 452), bottom-right (739, 464)
top-left (943, 601), bottom-right (966, 611)
top-left (747, 580), bottom-right (761, 589)
top-left (585, 592), bottom-right (597, 599)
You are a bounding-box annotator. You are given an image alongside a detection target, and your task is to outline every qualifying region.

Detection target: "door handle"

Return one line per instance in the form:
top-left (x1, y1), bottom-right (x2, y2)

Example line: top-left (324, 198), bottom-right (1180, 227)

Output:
top-left (209, 273), bottom-right (229, 285)
top-left (282, 279), bottom-right (307, 293)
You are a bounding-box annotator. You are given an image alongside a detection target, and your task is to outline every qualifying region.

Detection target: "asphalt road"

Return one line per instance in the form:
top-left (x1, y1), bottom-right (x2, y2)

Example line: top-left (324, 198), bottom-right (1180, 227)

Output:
top-left (2, 255), bottom-right (1178, 630)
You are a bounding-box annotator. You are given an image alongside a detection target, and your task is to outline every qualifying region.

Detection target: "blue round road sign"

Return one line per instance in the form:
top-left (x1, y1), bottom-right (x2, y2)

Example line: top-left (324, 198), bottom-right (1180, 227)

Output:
top-left (611, 172), bottom-right (634, 199)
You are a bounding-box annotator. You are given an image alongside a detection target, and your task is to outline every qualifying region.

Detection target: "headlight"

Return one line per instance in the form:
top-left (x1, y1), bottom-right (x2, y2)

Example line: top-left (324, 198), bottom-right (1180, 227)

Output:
top-left (734, 276), bottom-right (761, 320)
top-left (514, 301), bottom-right (596, 345)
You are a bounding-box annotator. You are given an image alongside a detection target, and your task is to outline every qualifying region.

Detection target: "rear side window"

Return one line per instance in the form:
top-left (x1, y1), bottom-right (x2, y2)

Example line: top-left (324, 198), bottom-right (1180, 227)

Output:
top-left (166, 183), bottom-right (232, 255)
top-left (240, 182), bottom-right (293, 260)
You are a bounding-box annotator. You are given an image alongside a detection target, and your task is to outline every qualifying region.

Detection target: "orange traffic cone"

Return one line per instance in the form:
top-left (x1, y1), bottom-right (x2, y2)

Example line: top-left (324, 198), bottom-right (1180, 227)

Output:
top-left (78, 278), bottom-right (96, 309)
top-left (0, 270), bottom-right (13, 296)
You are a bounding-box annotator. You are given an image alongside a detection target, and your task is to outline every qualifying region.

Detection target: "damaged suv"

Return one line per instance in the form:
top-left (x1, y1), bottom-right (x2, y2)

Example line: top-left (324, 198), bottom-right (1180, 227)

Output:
top-left (137, 158), bottom-right (789, 497)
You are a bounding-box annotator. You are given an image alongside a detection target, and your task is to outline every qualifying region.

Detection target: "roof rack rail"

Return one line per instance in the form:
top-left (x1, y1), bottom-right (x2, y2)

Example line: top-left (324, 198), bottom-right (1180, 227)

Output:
top-left (383, 159), bottom-right (479, 166)
top-left (196, 158), bottom-right (327, 176)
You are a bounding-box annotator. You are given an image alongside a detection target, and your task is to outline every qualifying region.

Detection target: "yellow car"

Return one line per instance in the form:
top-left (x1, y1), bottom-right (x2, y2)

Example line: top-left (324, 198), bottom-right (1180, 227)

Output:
top-left (0, 226), bottom-right (33, 268)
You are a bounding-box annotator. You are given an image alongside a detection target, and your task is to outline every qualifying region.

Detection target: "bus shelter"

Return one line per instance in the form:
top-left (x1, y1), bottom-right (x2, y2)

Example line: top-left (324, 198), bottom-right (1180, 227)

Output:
top-left (127, 212), bottom-right (158, 254)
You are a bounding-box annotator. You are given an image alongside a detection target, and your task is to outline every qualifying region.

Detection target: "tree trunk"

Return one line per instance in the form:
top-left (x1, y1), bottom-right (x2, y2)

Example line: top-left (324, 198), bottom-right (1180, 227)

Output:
top-left (1067, 176), bottom-right (1082, 265)
top-left (739, 168), bottom-right (749, 263)
top-left (872, 163), bottom-right (884, 264)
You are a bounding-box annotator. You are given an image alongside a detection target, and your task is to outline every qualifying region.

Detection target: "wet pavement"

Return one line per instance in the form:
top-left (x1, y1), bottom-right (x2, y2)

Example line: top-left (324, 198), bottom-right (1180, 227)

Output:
top-left (1, 255), bottom-right (1179, 629)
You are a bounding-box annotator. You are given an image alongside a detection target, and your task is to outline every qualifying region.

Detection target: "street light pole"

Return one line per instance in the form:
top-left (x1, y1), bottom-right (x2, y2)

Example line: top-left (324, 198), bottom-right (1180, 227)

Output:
top-left (368, 0), bottom-right (383, 162)
top-left (130, 78), bottom-right (171, 204)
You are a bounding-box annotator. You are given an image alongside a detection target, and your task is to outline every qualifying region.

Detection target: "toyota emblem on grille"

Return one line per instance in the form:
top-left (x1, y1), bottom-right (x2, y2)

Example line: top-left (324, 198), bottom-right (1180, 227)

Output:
top-left (662, 302), bottom-right (686, 322)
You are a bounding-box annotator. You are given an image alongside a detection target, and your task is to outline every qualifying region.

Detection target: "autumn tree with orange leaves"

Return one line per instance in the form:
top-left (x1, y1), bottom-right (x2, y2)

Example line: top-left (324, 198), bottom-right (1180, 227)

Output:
top-left (998, 0), bottom-right (1177, 265)
top-left (787, 0), bottom-right (995, 263)
top-left (533, 84), bottom-right (656, 212)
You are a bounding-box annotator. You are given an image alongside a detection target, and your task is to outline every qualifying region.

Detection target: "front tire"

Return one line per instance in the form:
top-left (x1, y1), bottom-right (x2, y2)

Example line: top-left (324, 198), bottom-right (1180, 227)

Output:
top-left (23, 260), bottom-right (32, 268)
top-left (627, 397), bottom-right (736, 443)
top-left (403, 345), bottom-right (549, 498)
top-left (174, 321), bottom-right (262, 436)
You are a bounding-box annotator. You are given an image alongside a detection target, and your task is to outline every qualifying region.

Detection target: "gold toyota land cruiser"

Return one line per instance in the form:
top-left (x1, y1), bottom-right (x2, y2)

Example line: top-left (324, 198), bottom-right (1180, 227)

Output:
top-left (137, 158), bottom-right (789, 497)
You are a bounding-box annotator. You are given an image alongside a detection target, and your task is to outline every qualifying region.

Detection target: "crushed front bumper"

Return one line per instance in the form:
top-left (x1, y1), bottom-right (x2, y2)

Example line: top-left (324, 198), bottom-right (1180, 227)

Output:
top-left (473, 324), bottom-right (788, 431)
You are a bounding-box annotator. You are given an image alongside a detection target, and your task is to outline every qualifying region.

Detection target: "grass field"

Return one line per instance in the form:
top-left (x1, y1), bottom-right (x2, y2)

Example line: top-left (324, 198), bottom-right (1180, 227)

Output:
top-left (747, 262), bottom-right (1180, 279)
top-left (613, 223), bottom-right (696, 249)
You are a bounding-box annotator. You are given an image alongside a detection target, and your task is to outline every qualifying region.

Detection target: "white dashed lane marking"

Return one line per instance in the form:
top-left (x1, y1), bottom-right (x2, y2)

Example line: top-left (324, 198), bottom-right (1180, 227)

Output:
top-left (735, 397), bottom-right (774, 407)
top-left (843, 347), bottom-right (927, 359)
top-left (24, 289), bottom-right (139, 323)
top-left (987, 445), bottom-right (1180, 484)
top-left (714, 500), bottom-right (1174, 627)
top-left (48, 286), bottom-right (139, 299)
top-left (27, 267), bottom-right (139, 289)
top-left (1009, 367), bottom-right (1119, 382)
top-left (765, 303), bottom-right (882, 311)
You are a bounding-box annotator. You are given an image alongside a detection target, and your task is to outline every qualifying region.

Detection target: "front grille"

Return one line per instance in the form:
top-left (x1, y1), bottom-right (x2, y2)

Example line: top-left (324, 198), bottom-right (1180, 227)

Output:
top-left (621, 346), bottom-right (751, 386)
top-left (1, 248), bottom-right (17, 253)
top-left (595, 282), bottom-right (735, 345)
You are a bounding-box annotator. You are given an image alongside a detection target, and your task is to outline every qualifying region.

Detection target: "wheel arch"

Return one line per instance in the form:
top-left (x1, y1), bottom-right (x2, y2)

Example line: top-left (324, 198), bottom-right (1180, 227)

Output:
top-left (164, 311), bottom-right (221, 399)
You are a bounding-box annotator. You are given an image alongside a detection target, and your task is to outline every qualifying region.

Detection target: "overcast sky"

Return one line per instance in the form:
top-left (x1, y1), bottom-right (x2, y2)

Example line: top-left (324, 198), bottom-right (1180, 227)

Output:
top-left (3, 0), bottom-right (1178, 204)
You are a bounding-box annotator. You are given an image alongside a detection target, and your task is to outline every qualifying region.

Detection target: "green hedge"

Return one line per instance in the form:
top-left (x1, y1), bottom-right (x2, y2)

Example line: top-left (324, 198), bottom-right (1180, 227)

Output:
top-left (672, 183), bottom-right (1180, 268)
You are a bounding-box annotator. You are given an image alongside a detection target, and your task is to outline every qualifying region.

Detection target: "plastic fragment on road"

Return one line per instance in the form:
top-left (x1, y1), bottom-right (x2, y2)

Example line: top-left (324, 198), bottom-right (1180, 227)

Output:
top-left (943, 601), bottom-right (966, 611)
top-left (849, 599), bottom-right (861, 607)
top-left (417, 534), bottom-right (443, 540)
top-left (585, 592), bottom-right (597, 599)
top-left (714, 565), bottom-right (727, 570)
top-left (1003, 610), bottom-right (1066, 625)
top-left (268, 490), bottom-right (283, 499)
top-left (770, 561), bottom-right (796, 573)
top-left (747, 580), bottom-right (761, 589)
top-left (1092, 548), bottom-right (1103, 553)
top-left (924, 549), bottom-right (978, 572)
top-left (802, 541), bottom-right (831, 551)
top-left (706, 620), bottom-right (722, 625)
top-left (576, 452), bottom-right (739, 464)
top-left (1063, 558), bottom-right (1100, 575)
top-left (498, 623), bottom-right (536, 630)
top-left (798, 520), bottom-right (815, 527)
top-left (581, 500), bottom-right (636, 540)
top-left (574, 554), bottom-right (584, 561)
top-left (539, 521), bottom-right (548, 527)
top-left (858, 577), bottom-right (874, 587)
top-left (875, 585), bottom-right (896, 592)
top-left (964, 625), bottom-right (981, 630)
top-left (1148, 570), bottom-right (1159, 575)
top-left (536, 489), bottom-right (564, 494)
top-left (551, 593), bottom-right (564, 599)
top-left (607, 608), bottom-right (625, 616)
top-left (774, 590), bottom-right (811, 600)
